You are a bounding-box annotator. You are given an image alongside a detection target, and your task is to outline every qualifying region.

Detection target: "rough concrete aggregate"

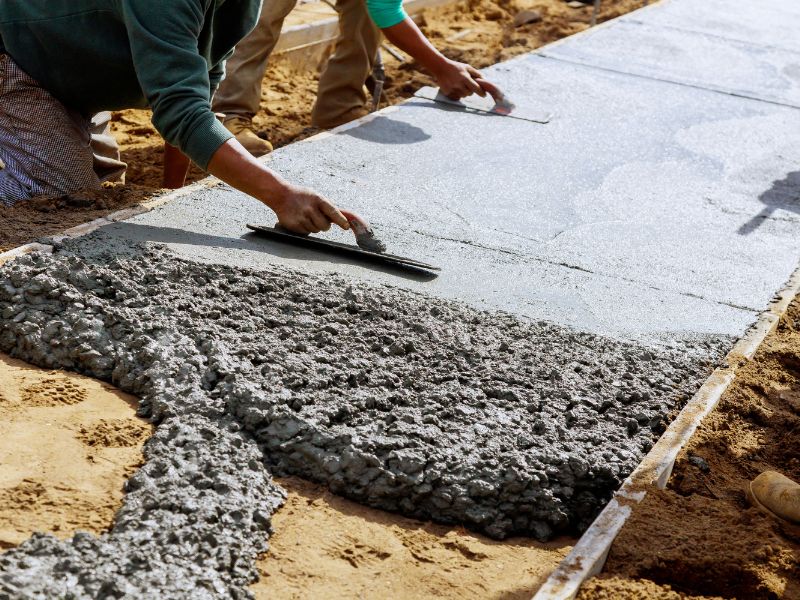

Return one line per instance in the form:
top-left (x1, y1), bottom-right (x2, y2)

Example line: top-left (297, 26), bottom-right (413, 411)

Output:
top-left (0, 411), bottom-right (284, 599)
top-left (0, 237), bottom-right (727, 558)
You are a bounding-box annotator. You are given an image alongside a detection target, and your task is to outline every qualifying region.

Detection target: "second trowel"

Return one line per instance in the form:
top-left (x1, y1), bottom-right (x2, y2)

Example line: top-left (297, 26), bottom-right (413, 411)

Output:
top-left (415, 80), bottom-right (551, 124)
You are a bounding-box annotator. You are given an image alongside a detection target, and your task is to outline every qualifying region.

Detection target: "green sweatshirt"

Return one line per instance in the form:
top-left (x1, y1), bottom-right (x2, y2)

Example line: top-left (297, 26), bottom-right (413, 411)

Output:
top-left (0, 0), bottom-right (260, 170)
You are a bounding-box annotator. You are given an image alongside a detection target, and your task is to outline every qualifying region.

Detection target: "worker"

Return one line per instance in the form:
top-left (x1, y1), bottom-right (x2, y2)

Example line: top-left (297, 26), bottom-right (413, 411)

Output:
top-left (212, 0), bottom-right (382, 156)
top-left (0, 1), bottom-right (495, 236)
top-left (214, 0), bottom-right (493, 157)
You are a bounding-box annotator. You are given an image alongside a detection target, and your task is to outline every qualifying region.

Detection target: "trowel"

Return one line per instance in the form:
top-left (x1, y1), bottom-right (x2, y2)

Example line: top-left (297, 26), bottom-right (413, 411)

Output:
top-left (247, 210), bottom-right (440, 272)
top-left (414, 79), bottom-right (551, 124)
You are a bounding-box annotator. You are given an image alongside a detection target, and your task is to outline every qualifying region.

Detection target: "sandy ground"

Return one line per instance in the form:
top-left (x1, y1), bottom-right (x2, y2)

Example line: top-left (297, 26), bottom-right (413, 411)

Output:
top-left (0, 186), bottom-right (158, 254)
top-left (254, 477), bottom-right (571, 599)
top-left (0, 353), bottom-right (150, 549)
top-left (579, 299), bottom-right (800, 599)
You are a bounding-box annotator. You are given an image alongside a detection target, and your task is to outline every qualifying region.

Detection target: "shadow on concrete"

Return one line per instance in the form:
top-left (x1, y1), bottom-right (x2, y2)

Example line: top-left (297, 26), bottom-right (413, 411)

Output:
top-left (738, 171), bottom-right (800, 235)
top-left (107, 222), bottom-right (438, 282)
top-left (341, 115), bottom-right (431, 145)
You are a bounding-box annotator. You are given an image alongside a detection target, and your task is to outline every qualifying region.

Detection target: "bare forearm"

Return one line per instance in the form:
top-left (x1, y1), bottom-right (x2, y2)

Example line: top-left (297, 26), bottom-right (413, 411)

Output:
top-left (381, 18), bottom-right (484, 99)
top-left (382, 18), bottom-right (447, 75)
top-left (206, 139), bottom-right (349, 234)
top-left (207, 138), bottom-right (289, 209)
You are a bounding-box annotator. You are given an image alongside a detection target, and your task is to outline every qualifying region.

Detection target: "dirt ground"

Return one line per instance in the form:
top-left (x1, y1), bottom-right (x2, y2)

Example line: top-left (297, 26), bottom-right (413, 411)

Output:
top-left (0, 353), bottom-right (150, 549)
top-left (254, 477), bottom-right (571, 599)
top-left (0, 185), bottom-right (158, 254)
top-left (579, 299), bottom-right (800, 600)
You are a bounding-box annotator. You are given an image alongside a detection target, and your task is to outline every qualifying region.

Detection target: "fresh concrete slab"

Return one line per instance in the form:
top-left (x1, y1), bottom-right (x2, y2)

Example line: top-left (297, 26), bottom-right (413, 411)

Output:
top-left (626, 0), bottom-right (800, 54)
top-left (95, 53), bottom-right (800, 341)
top-left (0, 241), bottom-right (725, 597)
top-left (541, 18), bottom-right (800, 108)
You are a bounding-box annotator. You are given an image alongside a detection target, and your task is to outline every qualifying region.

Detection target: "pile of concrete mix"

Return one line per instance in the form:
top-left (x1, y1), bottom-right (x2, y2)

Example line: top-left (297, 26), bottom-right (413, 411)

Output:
top-left (0, 235), bottom-right (728, 597)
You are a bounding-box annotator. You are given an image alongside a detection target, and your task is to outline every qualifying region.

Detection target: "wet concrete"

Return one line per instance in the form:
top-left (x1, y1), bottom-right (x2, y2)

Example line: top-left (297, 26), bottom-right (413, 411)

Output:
top-left (625, 0), bottom-right (800, 54)
top-left (0, 240), bottom-right (725, 596)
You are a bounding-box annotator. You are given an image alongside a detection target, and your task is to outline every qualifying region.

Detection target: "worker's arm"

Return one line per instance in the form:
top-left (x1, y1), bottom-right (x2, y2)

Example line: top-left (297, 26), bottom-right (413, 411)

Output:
top-left (381, 18), bottom-right (485, 100)
top-left (125, 0), bottom-right (344, 233)
top-left (207, 138), bottom-right (350, 234)
top-left (365, 0), bottom-right (488, 100)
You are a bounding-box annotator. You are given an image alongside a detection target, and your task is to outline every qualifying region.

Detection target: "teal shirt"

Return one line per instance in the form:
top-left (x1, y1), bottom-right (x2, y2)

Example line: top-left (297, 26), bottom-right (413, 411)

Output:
top-left (0, 0), bottom-right (260, 169)
top-left (366, 0), bottom-right (407, 29)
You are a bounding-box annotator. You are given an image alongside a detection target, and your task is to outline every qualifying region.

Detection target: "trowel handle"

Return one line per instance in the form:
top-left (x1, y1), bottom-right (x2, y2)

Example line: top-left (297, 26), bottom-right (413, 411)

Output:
top-left (475, 78), bottom-right (515, 114)
top-left (339, 209), bottom-right (374, 237)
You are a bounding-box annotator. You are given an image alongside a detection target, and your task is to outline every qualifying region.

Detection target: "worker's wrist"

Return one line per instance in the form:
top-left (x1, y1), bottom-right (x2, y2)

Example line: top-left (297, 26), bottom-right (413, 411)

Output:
top-left (256, 174), bottom-right (294, 212)
top-left (428, 55), bottom-right (455, 79)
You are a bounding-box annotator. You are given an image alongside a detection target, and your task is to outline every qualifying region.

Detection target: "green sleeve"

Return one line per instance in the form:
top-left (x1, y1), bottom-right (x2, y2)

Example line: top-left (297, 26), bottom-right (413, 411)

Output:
top-left (365, 0), bottom-right (408, 29)
top-left (121, 0), bottom-right (232, 170)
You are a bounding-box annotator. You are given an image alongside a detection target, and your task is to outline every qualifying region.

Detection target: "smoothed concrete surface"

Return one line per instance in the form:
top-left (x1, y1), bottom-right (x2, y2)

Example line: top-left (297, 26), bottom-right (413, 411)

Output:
top-left (541, 17), bottom-right (800, 108)
top-left (102, 52), bottom-right (800, 341)
top-left (626, 0), bottom-right (800, 54)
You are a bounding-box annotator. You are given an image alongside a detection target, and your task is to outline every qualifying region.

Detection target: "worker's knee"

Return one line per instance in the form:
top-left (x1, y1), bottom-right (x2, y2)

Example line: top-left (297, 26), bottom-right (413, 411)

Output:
top-left (0, 54), bottom-right (105, 203)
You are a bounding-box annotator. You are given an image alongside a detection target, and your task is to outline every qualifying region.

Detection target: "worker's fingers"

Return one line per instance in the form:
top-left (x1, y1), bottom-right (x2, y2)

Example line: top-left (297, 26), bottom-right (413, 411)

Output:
top-left (466, 66), bottom-right (486, 96)
top-left (462, 72), bottom-right (483, 96)
top-left (475, 78), bottom-right (503, 102)
top-left (467, 65), bottom-right (484, 79)
top-left (320, 199), bottom-right (350, 230)
top-left (299, 217), bottom-right (319, 234)
top-left (309, 208), bottom-right (332, 232)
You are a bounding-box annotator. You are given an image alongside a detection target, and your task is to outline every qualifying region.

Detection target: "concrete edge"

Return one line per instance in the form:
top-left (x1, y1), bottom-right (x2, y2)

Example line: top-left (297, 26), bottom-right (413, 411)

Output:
top-left (0, 178), bottom-right (221, 263)
top-left (529, 0), bottom-right (663, 59)
top-left (531, 261), bottom-right (800, 600)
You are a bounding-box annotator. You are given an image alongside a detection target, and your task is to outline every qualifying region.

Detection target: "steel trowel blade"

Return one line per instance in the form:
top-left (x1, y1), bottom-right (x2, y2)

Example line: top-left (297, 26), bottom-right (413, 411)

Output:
top-left (246, 224), bottom-right (441, 272)
top-left (414, 86), bottom-right (552, 124)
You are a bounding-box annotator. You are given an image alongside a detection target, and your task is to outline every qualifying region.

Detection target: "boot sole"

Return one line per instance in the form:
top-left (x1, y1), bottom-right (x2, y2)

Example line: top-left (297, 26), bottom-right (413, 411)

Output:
top-left (746, 480), bottom-right (800, 529)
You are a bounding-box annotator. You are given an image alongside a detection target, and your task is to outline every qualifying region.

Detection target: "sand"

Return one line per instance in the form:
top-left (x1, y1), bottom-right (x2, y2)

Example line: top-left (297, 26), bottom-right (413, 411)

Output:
top-left (579, 298), bottom-right (800, 599)
top-left (253, 477), bottom-right (571, 599)
top-left (0, 353), bottom-right (150, 549)
top-left (0, 185), bottom-right (159, 254)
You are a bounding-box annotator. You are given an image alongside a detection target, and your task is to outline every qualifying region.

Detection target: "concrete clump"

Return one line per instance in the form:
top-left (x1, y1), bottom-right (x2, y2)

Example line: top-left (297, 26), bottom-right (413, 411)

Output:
top-left (0, 236), bottom-right (730, 597)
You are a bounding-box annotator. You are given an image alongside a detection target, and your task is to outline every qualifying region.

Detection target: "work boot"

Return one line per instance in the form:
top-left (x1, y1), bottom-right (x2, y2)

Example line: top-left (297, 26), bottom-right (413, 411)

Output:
top-left (746, 470), bottom-right (800, 524)
top-left (223, 117), bottom-right (273, 157)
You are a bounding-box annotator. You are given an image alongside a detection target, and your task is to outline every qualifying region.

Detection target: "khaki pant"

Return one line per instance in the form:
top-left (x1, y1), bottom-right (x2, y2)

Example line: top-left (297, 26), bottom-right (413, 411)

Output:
top-left (0, 55), bottom-right (125, 205)
top-left (212, 0), bottom-right (381, 129)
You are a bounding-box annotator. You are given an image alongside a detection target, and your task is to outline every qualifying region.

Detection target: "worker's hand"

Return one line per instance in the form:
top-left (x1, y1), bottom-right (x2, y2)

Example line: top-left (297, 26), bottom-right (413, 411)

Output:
top-left (271, 184), bottom-right (350, 235)
top-left (432, 59), bottom-right (486, 100)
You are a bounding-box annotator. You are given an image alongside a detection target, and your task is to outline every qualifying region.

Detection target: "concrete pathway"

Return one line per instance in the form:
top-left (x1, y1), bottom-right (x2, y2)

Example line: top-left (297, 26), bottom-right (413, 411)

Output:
top-left (102, 0), bottom-right (800, 342)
